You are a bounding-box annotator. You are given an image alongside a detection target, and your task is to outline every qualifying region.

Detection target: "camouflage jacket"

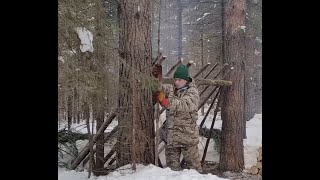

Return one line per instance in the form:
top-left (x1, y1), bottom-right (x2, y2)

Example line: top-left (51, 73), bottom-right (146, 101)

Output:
top-left (162, 78), bottom-right (200, 148)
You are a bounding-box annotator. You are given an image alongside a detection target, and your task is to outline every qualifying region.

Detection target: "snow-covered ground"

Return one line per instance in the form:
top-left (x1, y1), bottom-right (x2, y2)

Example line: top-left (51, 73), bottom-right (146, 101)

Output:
top-left (196, 109), bottom-right (262, 170)
top-left (58, 118), bottom-right (118, 134)
top-left (58, 104), bottom-right (262, 179)
top-left (59, 164), bottom-right (228, 180)
top-left (197, 116), bottom-right (221, 163)
top-left (243, 114), bottom-right (262, 170)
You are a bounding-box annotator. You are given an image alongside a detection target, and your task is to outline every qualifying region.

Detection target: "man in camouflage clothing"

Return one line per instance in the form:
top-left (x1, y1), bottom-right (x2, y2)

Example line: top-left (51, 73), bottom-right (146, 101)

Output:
top-left (158, 65), bottom-right (202, 172)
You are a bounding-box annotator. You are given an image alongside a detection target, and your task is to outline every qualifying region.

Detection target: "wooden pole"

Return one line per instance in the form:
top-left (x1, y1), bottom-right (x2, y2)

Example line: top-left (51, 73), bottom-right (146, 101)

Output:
top-left (88, 134), bottom-right (94, 178)
top-left (157, 0), bottom-right (161, 56)
top-left (201, 89), bottom-right (222, 164)
top-left (103, 145), bottom-right (116, 164)
top-left (198, 86), bottom-right (219, 111)
top-left (155, 103), bottom-right (160, 166)
top-left (213, 63), bottom-right (228, 79)
top-left (199, 67), bottom-right (230, 96)
top-left (193, 63), bottom-right (211, 78)
top-left (162, 78), bottom-right (232, 86)
top-left (108, 157), bottom-right (116, 165)
top-left (165, 60), bottom-right (182, 77)
top-left (204, 63), bottom-right (219, 79)
top-left (200, 64), bottom-right (227, 96)
top-left (82, 126), bottom-right (118, 166)
top-left (199, 87), bottom-right (221, 128)
top-left (70, 112), bottom-right (117, 170)
top-left (200, 34), bottom-right (205, 116)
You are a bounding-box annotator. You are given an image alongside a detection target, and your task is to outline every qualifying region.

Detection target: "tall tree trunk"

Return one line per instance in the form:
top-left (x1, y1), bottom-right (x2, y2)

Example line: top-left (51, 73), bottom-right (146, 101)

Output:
top-left (94, 102), bottom-right (105, 170)
top-left (72, 88), bottom-right (77, 124)
top-left (77, 94), bottom-right (81, 124)
top-left (117, 0), bottom-right (155, 167)
top-left (91, 89), bottom-right (106, 173)
top-left (84, 101), bottom-right (91, 134)
top-left (92, 0), bottom-right (109, 173)
top-left (58, 88), bottom-right (63, 126)
top-left (221, 0), bottom-right (226, 64)
top-left (243, 73), bottom-right (248, 139)
top-left (74, 88), bottom-right (80, 124)
top-left (244, 0), bottom-right (255, 125)
top-left (157, 0), bottom-right (162, 56)
top-left (255, 66), bottom-right (262, 113)
top-left (67, 94), bottom-right (73, 130)
top-left (218, 0), bottom-right (246, 172)
top-left (177, 0), bottom-right (183, 61)
top-left (200, 31), bottom-right (205, 116)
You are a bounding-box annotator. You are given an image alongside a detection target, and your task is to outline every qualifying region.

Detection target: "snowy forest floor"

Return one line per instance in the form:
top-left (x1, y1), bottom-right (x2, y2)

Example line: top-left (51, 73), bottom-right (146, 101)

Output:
top-left (58, 106), bottom-right (262, 180)
top-left (201, 162), bottom-right (262, 180)
top-left (58, 163), bottom-right (262, 180)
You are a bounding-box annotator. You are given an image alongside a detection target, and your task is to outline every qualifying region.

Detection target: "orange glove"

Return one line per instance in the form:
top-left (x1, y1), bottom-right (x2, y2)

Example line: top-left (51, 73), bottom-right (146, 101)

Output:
top-left (158, 91), bottom-right (170, 107)
top-left (158, 91), bottom-right (166, 102)
top-left (160, 98), bottom-right (170, 107)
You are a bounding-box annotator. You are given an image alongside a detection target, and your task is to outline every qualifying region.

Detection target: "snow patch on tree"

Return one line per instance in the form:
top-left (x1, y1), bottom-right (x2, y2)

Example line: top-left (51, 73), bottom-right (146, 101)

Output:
top-left (197, 13), bottom-right (210, 21)
top-left (255, 37), bottom-right (262, 43)
top-left (75, 27), bottom-right (94, 53)
top-left (239, 25), bottom-right (246, 32)
top-left (254, 49), bottom-right (261, 55)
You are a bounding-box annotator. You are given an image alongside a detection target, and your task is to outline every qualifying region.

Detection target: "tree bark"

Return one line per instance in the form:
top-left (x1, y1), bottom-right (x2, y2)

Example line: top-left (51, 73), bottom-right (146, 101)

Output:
top-left (177, 0), bottom-right (183, 61)
top-left (67, 94), bottom-right (72, 130)
top-left (94, 103), bottom-right (105, 170)
top-left (84, 101), bottom-right (91, 135)
top-left (117, 0), bottom-right (155, 167)
top-left (244, 0), bottom-right (258, 123)
top-left (218, 0), bottom-right (246, 172)
top-left (88, 134), bottom-right (95, 178)
top-left (200, 31), bottom-right (205, 116)
top-left (77, 100), bottom-right (80, 124)
top-left (72, 89), bottom-right (76, 124)
top-left (221, 0), bottom-right (226, 64)
top-left (92, 0), bottom-right (109, 172)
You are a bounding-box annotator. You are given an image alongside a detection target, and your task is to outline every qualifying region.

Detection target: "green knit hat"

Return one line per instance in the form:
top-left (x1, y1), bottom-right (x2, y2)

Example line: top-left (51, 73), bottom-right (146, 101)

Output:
top-left (173, 65), bottom-right (191, 81)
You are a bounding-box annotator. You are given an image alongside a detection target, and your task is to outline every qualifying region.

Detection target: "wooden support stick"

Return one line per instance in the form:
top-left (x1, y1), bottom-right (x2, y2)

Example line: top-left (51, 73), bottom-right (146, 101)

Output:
top-left (201, 89), bottom-right (222, 164)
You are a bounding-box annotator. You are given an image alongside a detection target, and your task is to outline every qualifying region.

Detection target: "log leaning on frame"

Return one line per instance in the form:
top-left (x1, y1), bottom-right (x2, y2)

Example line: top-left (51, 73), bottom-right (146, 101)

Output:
top-left (70, 112), bottom-right (117, 170)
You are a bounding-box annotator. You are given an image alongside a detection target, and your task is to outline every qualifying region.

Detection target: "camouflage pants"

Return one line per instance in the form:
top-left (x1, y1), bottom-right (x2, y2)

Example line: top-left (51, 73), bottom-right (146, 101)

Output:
top-left (165, 145), bottom-right (202, 173)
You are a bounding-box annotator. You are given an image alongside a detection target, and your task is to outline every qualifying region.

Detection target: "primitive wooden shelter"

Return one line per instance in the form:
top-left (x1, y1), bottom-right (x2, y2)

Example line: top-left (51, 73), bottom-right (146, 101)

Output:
top-left (69, 53), bottom-right (232, 175)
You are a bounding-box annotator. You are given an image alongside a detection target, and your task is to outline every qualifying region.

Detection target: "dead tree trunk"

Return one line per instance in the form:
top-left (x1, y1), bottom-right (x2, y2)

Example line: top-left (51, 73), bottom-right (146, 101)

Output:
top-left (67, 94), bottom-right (72, 130)
top-left (75, 89), bottom-right (80, 124)
top-left (244, 0), bottom-right (258, 123)
top-left (218, 0), bottom-right (246, 172)
top-left (177, 0), bottom-right (183, 61)
top-left (72, 88), bottom-right (76, 124)
top-left (84, 101), bottom-right (91, 134)
top-left (200, 31), bottom-right (205, 116)
top-left (92, 0), bottom-right (109, 173)
top-left (221, 0), bottom-right (226, 64)
top-left (77, 101), bottom-right (80, 124)
top-left (117, 0), bottom-right (155, 167)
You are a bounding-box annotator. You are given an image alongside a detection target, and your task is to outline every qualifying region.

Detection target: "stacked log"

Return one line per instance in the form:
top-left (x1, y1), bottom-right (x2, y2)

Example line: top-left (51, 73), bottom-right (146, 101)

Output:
top-left (249, 146), bottom-right (262, 175)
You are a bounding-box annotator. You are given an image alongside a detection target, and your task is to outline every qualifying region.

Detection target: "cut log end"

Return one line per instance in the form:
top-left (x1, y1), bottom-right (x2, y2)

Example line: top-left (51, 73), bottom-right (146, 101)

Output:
top-left (250, 166), bottom-right (259, 174)
top-left (258, 147), bottom-right (262, 155)
top-left (258, 169), bottom-right (262, 175)
top-left (256, 162), bottom-right (262, 169)
top-left (257, 155), bottom-right (262, 161)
